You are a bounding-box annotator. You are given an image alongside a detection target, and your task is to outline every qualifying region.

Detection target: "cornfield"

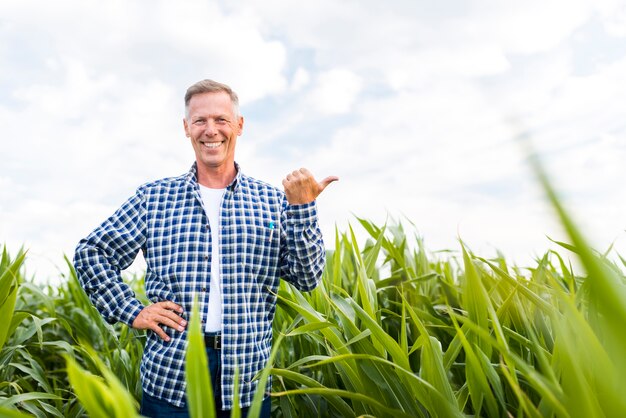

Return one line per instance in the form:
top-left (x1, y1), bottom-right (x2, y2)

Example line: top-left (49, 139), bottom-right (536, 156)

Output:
top-left (1, 162), bottom-right (625, 418)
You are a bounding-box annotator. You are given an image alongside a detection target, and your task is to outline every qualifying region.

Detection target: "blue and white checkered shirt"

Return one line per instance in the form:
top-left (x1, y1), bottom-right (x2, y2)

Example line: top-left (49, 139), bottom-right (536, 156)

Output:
top-left (74, 162), bottom-right (325, 409)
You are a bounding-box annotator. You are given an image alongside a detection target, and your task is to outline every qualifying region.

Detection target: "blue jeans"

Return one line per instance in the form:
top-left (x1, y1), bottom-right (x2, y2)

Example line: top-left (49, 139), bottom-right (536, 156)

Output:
top-left (139, 346), bottom-right (272, 418)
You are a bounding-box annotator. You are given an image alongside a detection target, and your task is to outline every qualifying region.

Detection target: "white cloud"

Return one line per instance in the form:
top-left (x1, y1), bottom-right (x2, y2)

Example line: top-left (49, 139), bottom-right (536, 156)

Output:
top-left (0, 0), bottom-right (289, 102)
top-left (309, 69), bottom-right (362, 114)
top-left (463, 0), bottom-right (592, 54)
top-left (290, 67), bottom-right (311, 92)
top-left (387, 45), bottom-right (511, 91)
top-left (1, 0), bottom-right (625, 280)
top-left (595, 0), bottom-right (626, 36)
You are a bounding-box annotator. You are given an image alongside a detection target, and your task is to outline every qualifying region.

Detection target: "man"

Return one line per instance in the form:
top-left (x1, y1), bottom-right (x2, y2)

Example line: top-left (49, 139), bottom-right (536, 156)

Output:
top-left (74, 79), bottom-right (337, 417)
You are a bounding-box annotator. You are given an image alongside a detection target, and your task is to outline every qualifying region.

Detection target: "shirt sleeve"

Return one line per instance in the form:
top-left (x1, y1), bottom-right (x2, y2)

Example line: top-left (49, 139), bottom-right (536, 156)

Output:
top-left (73, 187), bottom-right (147, 327)
top-left (278, 199), bottom-right (326, 291)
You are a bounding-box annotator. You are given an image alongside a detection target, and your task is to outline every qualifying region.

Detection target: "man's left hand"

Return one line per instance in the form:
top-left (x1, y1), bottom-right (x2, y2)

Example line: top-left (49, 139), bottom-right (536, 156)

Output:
top-left (282, 168), bottom-right (338, 205)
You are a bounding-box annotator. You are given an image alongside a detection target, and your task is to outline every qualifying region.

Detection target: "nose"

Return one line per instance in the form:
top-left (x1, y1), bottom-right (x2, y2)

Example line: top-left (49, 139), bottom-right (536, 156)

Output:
top-left (204, 120), bottom-right (218, 136)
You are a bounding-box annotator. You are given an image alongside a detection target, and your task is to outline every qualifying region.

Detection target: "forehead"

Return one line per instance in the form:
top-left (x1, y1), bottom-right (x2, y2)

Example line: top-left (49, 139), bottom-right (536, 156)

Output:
top-left (187, 91), bottom-right (235, 117)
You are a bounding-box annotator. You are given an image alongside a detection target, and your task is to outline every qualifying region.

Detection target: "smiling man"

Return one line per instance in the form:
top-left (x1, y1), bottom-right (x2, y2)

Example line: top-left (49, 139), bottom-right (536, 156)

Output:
top-left (74, 79), bottom-right (338, 418)
top-left (184, 85), bottom-right (242, 188)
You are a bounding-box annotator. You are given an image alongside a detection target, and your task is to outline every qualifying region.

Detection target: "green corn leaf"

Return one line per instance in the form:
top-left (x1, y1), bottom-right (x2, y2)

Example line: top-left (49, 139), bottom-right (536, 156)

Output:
top-left (348, 297), bottom-right (410, 370)
top-left (0, 392), bottom-right (60, 409)
top-left (185, 297), bottom-right (215, 418)
top-left (247, 333), bottom-right (284, 418)
top-left (0, 248), bottom-right (26, 350)
top-left (231, 366), bottom-right (241, 418)
top-left (285, 321), bottom-right (336, 337)
top-left (0, 282), bottom-right (18, 350)
top-left (0, 406), bottom-right (34, 418)
top-left (271, 386), bottom-right (418, 418)
top-left (270, 367), bottom-right (354, 417)
top-left (65, 348), bottom-right (138, 418)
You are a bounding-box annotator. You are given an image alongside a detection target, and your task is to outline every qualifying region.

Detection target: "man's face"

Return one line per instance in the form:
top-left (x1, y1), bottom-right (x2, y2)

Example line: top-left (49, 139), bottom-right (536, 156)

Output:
top-left (183, 91), bottom-right (243, 174)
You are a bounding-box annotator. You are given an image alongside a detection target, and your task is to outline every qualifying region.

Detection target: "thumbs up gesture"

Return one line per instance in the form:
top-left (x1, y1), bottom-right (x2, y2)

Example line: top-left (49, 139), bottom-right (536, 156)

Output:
top-left (282, 168), bottom-right (339, 205)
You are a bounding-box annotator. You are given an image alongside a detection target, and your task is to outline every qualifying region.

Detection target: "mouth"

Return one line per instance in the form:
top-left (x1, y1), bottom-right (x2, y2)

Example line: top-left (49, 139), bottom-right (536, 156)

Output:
top-left (201, 141), bottom-right (224, 149)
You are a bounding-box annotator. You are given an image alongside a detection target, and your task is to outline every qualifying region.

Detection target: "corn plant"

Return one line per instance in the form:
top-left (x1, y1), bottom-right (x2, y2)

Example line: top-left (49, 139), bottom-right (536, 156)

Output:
top-left (65, 346), bottom-right (139, 418)
top-left (270, 209), bottom-right (626, 417)
top-left (1, 153), bottom-right (625, 417)
top-left (0, 247), bottom-right (26, 351)
top-left (186, 296), bottom-right (216, 418)
top-left (0, 256), bottom-right (145, 417)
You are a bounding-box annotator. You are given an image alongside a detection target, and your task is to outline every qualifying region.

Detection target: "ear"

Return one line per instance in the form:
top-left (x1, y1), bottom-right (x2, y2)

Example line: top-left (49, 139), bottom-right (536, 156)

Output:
top-left (183, 117), bottom-right (190, 137)
top-left (237, 116), bottom-right (244, 136)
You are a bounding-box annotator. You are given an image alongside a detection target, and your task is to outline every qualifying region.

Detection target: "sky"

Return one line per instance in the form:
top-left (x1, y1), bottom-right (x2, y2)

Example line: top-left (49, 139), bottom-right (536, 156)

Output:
top-left (1, 0), bottom-right (625, 280)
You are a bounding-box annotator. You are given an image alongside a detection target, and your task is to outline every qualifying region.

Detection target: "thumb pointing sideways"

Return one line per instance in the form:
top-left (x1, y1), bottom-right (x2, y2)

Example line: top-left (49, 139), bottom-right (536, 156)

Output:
top-left (319, 176), bottom-right (339, 191)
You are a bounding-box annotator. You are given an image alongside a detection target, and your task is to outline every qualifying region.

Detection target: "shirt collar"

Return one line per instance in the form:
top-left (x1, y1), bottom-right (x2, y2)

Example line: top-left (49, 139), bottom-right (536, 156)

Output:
top-left (185, 162), bottom-right (241, 192)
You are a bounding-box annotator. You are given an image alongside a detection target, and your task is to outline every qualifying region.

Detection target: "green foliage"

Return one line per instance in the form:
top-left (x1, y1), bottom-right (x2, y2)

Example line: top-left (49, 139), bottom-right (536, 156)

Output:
top-left (65, 346), bottom-right (139, 418)
top-left (0, 247), bottom-right (26, 351)
top-left (270, 212), bottom-right (626, 417)
top-left (185, 297), bottom-right (215, 418)
top-left (1, 158), bottom-right (626, 417)
top-left (0, 255), bottom-right (144, 417)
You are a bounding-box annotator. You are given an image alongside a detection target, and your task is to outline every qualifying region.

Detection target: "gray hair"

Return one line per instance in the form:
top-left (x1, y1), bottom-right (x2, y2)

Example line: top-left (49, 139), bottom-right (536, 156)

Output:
top-left (184, 79), bottom-right (240, 119)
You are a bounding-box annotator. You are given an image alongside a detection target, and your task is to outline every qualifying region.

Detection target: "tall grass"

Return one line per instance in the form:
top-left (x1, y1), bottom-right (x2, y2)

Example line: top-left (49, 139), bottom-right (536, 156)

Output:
top-left (0, 257), bottom-right (145, 417)
top-left (1, 161), bottom-right (625, 417)
top-left (269, 214), bottom-right (626, 417)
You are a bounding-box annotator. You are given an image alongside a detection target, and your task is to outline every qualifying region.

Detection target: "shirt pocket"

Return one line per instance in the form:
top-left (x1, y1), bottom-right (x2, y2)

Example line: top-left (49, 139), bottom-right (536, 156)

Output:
top-left (242, 221), bottom-right (279, 275)
top-left (243, 222), bottom-right (272, 252)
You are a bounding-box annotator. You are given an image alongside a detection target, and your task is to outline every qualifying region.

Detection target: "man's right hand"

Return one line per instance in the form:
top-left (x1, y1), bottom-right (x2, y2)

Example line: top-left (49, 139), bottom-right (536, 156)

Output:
top-left (132, 301), bottom-right (187, 342)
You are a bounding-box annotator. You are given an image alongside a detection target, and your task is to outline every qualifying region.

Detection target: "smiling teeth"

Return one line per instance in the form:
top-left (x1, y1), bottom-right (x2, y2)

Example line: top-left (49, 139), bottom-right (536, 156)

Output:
top-left (203, 142), bottom-right (221, 149)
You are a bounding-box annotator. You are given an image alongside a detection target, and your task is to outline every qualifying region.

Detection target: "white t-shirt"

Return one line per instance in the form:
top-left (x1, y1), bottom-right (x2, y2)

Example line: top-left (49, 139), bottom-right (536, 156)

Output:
top-left (199, 185), bottom-right (225, 333)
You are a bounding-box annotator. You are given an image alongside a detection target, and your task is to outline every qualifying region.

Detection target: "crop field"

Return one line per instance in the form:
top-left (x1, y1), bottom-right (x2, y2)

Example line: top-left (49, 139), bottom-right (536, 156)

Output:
top-left (1, 167), bottom-right (625, 417)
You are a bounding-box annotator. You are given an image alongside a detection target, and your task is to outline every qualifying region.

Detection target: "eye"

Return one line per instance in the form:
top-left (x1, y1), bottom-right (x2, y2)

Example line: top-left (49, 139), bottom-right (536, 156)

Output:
top-left (193, 119), bottom-right (206, 125)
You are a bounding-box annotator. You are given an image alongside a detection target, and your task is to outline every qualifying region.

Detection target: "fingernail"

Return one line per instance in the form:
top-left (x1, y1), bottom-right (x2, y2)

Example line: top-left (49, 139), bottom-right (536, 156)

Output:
top-left (181, 320), bottom-right (187, 326)
top-left (178, 326), bottom-right (184, 331)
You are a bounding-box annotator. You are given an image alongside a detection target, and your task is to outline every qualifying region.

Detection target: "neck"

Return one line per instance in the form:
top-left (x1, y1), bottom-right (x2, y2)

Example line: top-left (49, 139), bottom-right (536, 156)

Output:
top-left (196, 162), bottom-right (237, 189)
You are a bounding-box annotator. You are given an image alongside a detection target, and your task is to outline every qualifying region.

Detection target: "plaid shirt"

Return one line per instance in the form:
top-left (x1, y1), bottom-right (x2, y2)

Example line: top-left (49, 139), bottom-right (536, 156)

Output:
top-left (74, 162), bottom-right (325, 409)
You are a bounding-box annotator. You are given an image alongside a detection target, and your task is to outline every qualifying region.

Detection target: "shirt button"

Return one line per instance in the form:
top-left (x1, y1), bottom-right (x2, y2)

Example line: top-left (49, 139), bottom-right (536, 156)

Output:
top-left (201, 287), bottom-right (207, 292)
top-left (204, 255), bottom-right (209, 261)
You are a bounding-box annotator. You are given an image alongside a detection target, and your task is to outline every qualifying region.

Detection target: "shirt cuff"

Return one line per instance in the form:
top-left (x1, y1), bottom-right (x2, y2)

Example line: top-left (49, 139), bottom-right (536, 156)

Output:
top-left (116, 298), bottom-right (146, 328)
top-left (286, 201), bottom-right (318, 223)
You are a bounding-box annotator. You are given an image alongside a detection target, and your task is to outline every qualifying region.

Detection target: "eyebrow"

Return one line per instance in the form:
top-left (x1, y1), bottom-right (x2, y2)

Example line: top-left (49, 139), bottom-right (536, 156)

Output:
top-left (192, 114), bottom-right (230, 121)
